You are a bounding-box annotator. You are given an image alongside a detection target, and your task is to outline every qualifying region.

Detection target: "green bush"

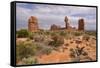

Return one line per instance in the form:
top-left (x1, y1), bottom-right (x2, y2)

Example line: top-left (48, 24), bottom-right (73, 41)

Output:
top-left (59, 31), bottom-right (67, 36)
top-left (17, 29), bottom-right (29, 38)
top-left (16, 41), bottom-right (37, 62)
top-left (28, 32), bottom-right (33, 39)
top-left (73, 32), bottom-right (83, 36)
top-left (22, 57), bottom-right (38, 64)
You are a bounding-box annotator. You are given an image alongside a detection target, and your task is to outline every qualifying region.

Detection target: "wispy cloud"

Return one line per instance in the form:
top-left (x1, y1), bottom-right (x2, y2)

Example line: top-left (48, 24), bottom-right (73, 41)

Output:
top-left (16, 3), bottom-right (96, 30)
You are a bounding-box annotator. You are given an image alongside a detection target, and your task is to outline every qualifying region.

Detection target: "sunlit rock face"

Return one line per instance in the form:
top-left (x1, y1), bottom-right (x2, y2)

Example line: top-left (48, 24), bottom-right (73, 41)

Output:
top-left (28, 16), bottom-right (39, 32)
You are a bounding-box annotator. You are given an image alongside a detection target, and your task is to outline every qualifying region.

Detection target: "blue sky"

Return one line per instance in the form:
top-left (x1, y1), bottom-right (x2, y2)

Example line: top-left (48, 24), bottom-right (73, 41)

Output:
top-left (16, 3), bottom-right (96, 30)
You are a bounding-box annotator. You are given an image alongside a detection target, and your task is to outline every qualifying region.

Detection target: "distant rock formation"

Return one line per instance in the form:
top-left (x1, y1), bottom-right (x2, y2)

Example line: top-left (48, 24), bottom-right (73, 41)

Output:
top-left (64, 16), bottom-right (70, 29)
top-left (50, 16), bottom-right (77, 31)
top-left (50, 24), bottom-right (60, 30)
top-left (28, 16), bottom-right (39, 32)
top-left (27, 16), bottom-right (85, 31)
top-left (78, 18), bottom-right (84, 31)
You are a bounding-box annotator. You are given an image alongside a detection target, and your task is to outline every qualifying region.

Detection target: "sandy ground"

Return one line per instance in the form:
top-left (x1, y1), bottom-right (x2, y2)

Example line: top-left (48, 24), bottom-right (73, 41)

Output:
top-left (36, 36), bottom-right (96, 63)
top-left (16, 35), bottom-right (96, 64)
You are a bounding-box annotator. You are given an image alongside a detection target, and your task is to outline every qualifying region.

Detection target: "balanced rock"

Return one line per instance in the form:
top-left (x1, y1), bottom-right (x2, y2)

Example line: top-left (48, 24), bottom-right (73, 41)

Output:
top-left (64, 16), bottom-right (70, 29)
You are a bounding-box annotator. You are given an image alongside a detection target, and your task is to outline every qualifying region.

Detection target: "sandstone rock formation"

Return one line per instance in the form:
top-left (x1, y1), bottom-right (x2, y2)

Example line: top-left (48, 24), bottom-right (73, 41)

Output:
top-left (28, 16), bottom-right (39, 32)
top-left (50, 24), bottom-right (60, 30)
top-left (27, 16), bottom-right (84, 31)
top-left (50, 16), bottom-right (77, 31)
top-left (64, 16), bottom-right (70, 29)
top-left (78, 18), bottom-right (84, 31)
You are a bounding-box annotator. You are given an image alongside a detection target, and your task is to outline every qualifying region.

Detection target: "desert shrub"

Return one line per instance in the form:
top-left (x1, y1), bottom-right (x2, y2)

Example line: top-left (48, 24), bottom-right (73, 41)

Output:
top-left (85, 31), bottom-right (96, 36)
top-left (42, 37), bottom-right (52, 45)
top-left (69, 48), bottom-right (76, 58)
top-left (73, 32), bottom-right (83, 36)
top-left (28, 32), bottom-right (33, 39)
top-left (43, 30), bottom-right (50, 35)
top-left (36, 44), bottom-right (43, 50)
top-left (69, 48), bottom-right (80, 62)
top-left (35, 31), bottom-right (44, 35)
top-left (42, 47), bottom-right (52, 55)
top-left (36, 42), bottom-right (53, 55)
top-left (82, 34), bottom-right (90, 41)
top-left (74, 46), bottom-right (87, 56)
top-left (49, 35), bottom-right (64, 47)
top-left (33, 34), bottom-right (45, 42)
top-left (16, 41), bottom-right (37, 61)
top-left (22, 57), bottom-right (38, 64)
top-left (59, 31), bottom-right (67, 36)
top-left (30, 42), bottom-right (53, 55)
top-left (50, 31), bottom-right (60, 36)
top-left (69, 46), bottom-right (88, 62)
top-left (17, 29), bottom-right (29, 38)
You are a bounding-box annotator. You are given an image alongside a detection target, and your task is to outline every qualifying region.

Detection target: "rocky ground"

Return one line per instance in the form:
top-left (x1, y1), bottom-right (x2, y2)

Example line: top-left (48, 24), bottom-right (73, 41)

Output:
top-left (36, 36), bottom-right (96, 64)
top-left (16, 30), bottom-right (96, 65)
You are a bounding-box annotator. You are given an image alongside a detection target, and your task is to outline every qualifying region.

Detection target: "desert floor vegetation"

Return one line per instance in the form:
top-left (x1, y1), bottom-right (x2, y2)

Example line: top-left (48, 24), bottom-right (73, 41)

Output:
top-left (16, 29), bottom-right (96, 65)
